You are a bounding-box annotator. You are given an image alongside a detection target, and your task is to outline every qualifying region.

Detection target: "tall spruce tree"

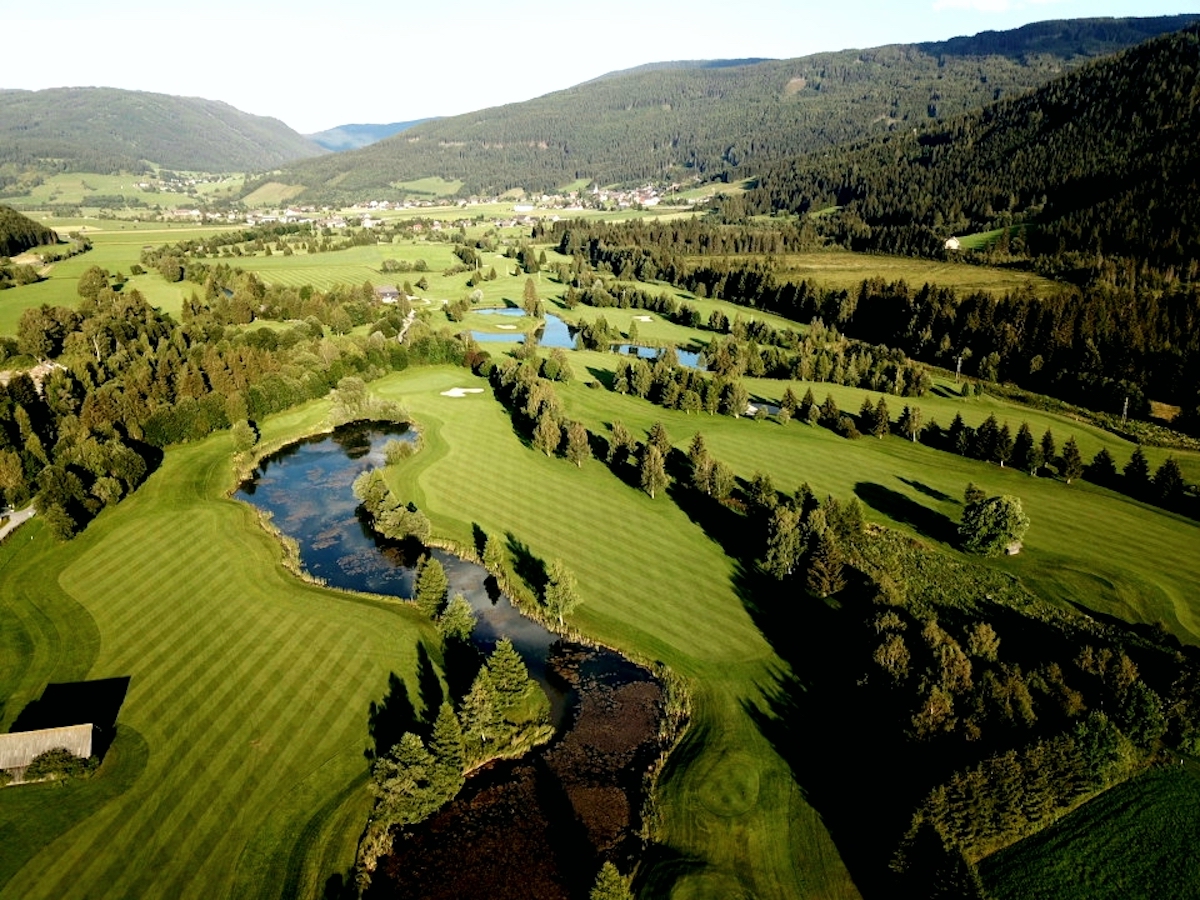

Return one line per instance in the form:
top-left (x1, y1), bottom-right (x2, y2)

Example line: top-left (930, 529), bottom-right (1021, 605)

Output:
top-left (414, 557), bottom-right (449, 618)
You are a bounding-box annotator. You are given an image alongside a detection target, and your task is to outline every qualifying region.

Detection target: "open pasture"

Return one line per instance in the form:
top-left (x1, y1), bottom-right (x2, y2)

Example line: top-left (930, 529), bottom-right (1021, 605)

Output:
top-left (0, 221), bottom-right (227, 334)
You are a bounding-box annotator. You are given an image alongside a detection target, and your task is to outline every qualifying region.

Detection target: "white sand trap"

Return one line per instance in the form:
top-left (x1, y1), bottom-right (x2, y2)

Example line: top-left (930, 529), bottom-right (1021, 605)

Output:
top-left (496, 324), bottom-right (518, 330)
top-left (633, 315), bottom-right (653, 322)
top-left (440, 387), bottom-right (485, 398)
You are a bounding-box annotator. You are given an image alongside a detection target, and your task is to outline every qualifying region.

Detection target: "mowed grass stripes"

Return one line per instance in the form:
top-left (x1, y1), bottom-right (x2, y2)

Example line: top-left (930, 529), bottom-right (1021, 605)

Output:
top-left (0, 422), bottom-right (436, 900)
top-left (373, 367), bottom-right (860, 900)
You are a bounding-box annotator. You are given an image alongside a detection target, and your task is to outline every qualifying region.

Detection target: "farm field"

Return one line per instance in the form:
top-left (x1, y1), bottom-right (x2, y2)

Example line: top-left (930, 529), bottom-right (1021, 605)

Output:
top-left (0, 400), bottom-right (436, 900)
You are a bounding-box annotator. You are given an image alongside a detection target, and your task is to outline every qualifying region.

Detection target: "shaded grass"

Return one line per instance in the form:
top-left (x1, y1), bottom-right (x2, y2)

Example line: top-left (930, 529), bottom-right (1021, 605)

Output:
top-left (979, 765), bottom-right (1200, 900)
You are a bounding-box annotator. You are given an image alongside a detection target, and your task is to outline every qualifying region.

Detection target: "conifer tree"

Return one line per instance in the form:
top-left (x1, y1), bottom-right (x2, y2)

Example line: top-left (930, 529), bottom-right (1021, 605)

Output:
top-left (488, 638), bottom-right (533, 710)
top-left (428, 702), bottom-right (465, 795)
top-left (1153, 456), bottom-right (1185, 508)
top-left (872, 396), bottom-right (890, 439)
top-left (1124, 445), bottom-right (1152, 497)
top-left (1040, 428), bottom-right (1057, 476)
top-left (438, 593), bottom-right (477, 642)
top-left (460, 666), bottom-right (501, 748)
top-left (1060, 436), bottom-right (1084, 483)
top-left (806, 530), bottom-right (846, 598)
top-left (414, 557), bottom-right (449, 618)
top-left (590, 861), bottom-right (633, 900)
top-left (483, 533), bottom-right (507, 574)
top-left (1085, 447), bottom-right (1119, 486)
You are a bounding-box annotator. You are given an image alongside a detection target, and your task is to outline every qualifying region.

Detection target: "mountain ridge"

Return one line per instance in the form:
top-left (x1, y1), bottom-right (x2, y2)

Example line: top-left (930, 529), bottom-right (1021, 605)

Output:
top-left (0, 87), bottom-right (327, 174)
top-left (262, 14), bottom-right (1199, 202)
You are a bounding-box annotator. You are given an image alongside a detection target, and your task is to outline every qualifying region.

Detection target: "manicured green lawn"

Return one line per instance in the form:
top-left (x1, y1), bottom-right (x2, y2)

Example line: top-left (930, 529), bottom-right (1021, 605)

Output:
top-left (0, 402), bottom-right (436, 900)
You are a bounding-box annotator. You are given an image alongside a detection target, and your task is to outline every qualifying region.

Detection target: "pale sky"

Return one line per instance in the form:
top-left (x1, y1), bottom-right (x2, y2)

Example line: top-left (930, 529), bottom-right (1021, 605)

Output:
top-left (3, 0), bottom-right (1196, 133)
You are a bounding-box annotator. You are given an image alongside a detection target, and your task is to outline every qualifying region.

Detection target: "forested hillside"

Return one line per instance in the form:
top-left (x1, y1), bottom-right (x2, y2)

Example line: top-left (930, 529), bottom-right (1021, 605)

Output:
top-left (0, 88), bottom-right (326, 174)
top-left (0, 205), bottom-right (57, 257)
top-left (267, 16), bottom-right (1196, 201)
top-left (743, 24), bottom-right (1200, 272)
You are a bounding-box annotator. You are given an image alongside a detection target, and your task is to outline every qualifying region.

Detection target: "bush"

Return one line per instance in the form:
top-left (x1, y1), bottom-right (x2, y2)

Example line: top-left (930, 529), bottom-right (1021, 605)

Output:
top-left (959, 493), bottom-right (1030, 556)
top-left (25, 747), bottom-right (98, 782)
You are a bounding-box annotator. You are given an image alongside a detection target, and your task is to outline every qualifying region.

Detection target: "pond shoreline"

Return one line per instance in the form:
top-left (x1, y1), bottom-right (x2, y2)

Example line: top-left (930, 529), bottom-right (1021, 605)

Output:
top-left (234, 420), bottom-right (690, 897)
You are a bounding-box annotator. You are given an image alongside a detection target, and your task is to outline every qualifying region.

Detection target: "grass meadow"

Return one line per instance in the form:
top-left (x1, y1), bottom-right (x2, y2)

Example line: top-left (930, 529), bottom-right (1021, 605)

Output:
top-left (766, 250), bottom-right (1059, 295)
top-left (0, 221), bottom-right (225, 334)
top-left (0, 400), bottom-right (436, 900)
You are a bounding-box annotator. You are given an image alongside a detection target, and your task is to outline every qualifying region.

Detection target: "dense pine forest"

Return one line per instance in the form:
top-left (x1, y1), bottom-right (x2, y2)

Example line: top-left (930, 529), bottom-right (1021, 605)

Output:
top-left (264, 16), bottom-right (1195, 201)
top-left (740, 25), bottom-right (1200, 273)
top-left (0, 205), bottom-right (57, 258)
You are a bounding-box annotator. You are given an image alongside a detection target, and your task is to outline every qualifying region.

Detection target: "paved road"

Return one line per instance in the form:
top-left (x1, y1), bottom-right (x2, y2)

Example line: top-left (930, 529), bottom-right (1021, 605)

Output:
top-left (0, 506), bottom-right (35, 543)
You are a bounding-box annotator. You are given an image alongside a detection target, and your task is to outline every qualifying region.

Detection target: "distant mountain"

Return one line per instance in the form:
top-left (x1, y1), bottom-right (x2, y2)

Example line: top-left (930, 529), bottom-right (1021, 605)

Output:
top-left (306, 120), bottom-right (436, 152)
top-left (580, 58), bottom-right (774, 84)
top-left (0, 88), bottom-right (327, 174)
top-left (743, 23), bottom-right (1200, 270)
top-left (263, 15), bottom-right (1197, 202)
top-left (0, 204), bottom-right (57, 257)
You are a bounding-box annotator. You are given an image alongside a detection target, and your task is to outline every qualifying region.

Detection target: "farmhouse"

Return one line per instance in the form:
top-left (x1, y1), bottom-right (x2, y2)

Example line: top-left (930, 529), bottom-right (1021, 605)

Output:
top-left (0, 724), bottom-right (94, 785)
top-left (374, 285), bottom-right (401, 303)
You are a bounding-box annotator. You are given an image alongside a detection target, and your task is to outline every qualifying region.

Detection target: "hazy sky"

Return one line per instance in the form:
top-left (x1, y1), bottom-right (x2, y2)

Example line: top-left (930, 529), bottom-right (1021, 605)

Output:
top-left (4, 0), bottom-right (1197, 133)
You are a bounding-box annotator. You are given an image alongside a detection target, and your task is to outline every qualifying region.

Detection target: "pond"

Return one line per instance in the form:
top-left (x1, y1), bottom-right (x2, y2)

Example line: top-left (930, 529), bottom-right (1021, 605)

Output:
top-left (613, 343), bottom-right (706, 370)
top-left (235, 423), bottom-right (665, 899)
top-left (468, 311), bottom-right (575, 350)
top-left (235, 422), bottom-right (569, 722)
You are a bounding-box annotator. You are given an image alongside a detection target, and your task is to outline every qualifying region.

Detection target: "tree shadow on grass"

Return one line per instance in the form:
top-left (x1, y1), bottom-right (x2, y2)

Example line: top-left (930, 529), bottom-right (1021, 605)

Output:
top-left (416, 642), bottom-right (444, 719)
top-left (506, 532), bottom-right (548, 597)
top-left (366, 672), bottom-right (416, 760)
top-left (854, 481), bottom-right (959, 545)
top-left (586, 366), bottom-right (615, 390)
top-left (897, 477), bottom-right (958, 504)
top-left (10, 676), bottom-right (131, 761)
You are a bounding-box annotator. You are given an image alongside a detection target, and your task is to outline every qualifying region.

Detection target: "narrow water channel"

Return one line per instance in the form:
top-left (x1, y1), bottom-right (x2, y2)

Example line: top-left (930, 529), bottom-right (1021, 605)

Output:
top-left (235, 423), bottom-right (665, 899)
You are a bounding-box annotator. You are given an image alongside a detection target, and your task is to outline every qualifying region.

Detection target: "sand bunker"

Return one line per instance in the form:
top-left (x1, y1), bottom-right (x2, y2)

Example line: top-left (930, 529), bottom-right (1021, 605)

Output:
top-left (633, 315), bottom-right (653, 322)
top-left (441, 387), bottom-right (485, 398)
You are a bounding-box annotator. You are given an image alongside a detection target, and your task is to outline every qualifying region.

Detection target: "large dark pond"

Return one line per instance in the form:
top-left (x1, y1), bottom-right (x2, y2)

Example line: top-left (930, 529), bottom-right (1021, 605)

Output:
top-left (235, 424), bottom-right (664, 899)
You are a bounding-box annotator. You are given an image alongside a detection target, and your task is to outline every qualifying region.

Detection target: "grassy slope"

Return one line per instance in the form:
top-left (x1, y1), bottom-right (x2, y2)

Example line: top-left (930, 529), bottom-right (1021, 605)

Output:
top-left (370, 364), bottom-right (1200, 899)
top-left (560, 355), bottom-right (1200, 643)
top-left (0, 401), bottom-right (436, 900)
top-left (979, 765), bottom-right (1200, 900)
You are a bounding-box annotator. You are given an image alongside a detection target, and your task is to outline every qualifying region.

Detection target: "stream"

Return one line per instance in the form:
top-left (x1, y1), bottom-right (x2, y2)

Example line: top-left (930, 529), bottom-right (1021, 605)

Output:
top-left (236, 422), bottom-right (664, 899)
